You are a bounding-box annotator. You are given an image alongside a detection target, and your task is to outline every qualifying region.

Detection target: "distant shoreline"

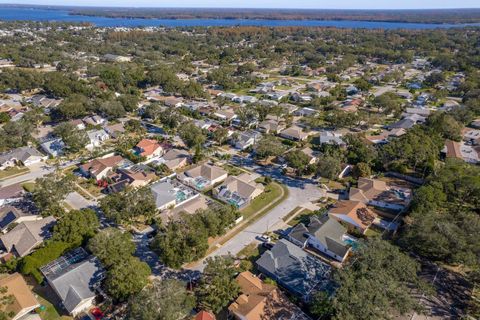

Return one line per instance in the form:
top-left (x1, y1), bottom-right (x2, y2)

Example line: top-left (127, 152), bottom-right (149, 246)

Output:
top-left (1, 4), bottom-right (480, 24)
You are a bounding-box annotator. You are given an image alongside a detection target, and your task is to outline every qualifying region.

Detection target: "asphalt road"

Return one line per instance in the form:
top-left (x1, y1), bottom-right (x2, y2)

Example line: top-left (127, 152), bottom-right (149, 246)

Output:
top-left (189, 155), bottom-right (324, 271)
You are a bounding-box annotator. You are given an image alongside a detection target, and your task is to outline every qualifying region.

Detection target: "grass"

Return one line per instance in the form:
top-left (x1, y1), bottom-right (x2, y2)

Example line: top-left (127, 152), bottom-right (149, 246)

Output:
top-left (0, 166), bottom-right (29, 180)
top-left (36, 295), bottom-right (71, 320)
top-left (287, 208), bottom-right (314, 226)
top-left (77, 179), bottom-right (103, 197)
top-left (241, 182), bottom-right (284, 220)
top-left (222, 164), bottom-right (247, 176)
top-left (282, 206), bottom-right (303, 222)
top-left (237, 242), bottom-right (260, 259)
top-left (365, 226), bottom-right (383, 238)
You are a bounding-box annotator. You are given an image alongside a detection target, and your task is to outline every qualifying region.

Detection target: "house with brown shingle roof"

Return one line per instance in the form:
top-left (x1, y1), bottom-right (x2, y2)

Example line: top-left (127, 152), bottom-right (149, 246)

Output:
top-left (214, 173), bottom-right (264, 209)
top-left (279, 126), bottom-right (311, 141)
top-left (178, 164), bottom-right (228, 191)
top-left (0, 273), bottom-right (40, 320)
top-left (78, 155), bottom-right (127, 180)
top-left (327, 200), bottom-right (376, 234)
top-left (349, 178), bottom-right (411, 211)
top-left (228, 271), bottom-right (311, 320)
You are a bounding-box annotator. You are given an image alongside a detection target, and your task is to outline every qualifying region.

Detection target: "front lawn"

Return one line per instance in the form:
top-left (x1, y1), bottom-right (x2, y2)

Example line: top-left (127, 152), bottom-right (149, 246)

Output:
top-left (241, 182), bottom-right (284, 220)
top-left (0, 166), bottom-right (29, 180)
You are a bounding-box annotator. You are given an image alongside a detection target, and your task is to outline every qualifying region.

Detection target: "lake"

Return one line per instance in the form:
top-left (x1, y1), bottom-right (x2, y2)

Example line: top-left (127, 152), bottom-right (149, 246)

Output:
top-left (1, 7), bottom-right (480, 29)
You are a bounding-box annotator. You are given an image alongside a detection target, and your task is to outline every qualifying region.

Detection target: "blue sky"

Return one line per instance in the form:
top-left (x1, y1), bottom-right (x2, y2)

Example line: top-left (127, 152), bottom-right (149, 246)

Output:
top-left (1, 0), bottom-right (480, 9)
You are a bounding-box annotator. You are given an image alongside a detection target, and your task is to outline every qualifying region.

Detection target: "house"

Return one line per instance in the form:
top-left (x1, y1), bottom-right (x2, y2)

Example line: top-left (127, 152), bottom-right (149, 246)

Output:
top-left (69, 119), bottom-right (86, 130)
top-left (441, 140), bottom-right (480, 164)
top-left (135, 139), bottom-right (163, 160)
top-left (82, 115), bottom-right (106, 126)
top-left (228, 271), bottom-right (311, 320)
top-left (280, 126), bottom-right (310, 141)
top-left (0, 273), bottom-right (40, 320)
top-left (158, 149), bottom-right (190, 171)
top-left (40, 139), bottom-right (65, 157)
top-left (102, 54), bottom-right (132, 62)
top-left (234, 131), bottom-right (261, 150)
top-left (40, 248), bottom-right (105, 316)
top-left (78, 155), bottom-right (127, 180)
top-left (327, 200), bottom-right (376, 234)
top-left (195, 310), bottom-right (216, 320)
top-left (150, 180), bottom-right (198, 211)
top-left (257, 119), bottom-right (285, 134)
top-left (293, 107), bottom-right (317, 117)
top-left (214, 173), bottom-right (264, 209)
top-left (178, 164), bottom-right (228, 191)
top-left (300, 147), bottom-right (319, 164)
top-left (116, 166), bottom-right (156, 188)
top-left (0, 216), bottom-right (56, 257)
top-left (86, 129), bottom-right (110, 150)
top-left (0, 206), bottom-right (41, 233)
top-left (0, 184), bottom-right (25, 207)
top-left (0, 147), bottom-right (47, 170)
top-left (256, 239), bottom-right (332, 302)
top-left (286, 215), bottom-right (351, 262)
top-left (160, 195), bottom-right (210, 223)
top-left (314, 131), bottom-right (345, 147)
top-left (349, 178), bottom-right (412, 211)
top-left (104, 122), bottom-right (126, 138)
top-left (214, 109), bottom-right (237, 122)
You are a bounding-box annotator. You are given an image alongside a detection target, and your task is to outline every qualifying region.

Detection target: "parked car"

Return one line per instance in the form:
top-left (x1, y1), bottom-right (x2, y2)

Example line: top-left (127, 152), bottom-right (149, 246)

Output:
top-left (257, 234), bottom-right (271, 243)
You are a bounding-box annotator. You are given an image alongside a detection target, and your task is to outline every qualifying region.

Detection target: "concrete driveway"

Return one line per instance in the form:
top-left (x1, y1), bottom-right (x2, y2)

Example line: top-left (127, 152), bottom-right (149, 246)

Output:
top-left (64, 191), bottom-right (96, 210)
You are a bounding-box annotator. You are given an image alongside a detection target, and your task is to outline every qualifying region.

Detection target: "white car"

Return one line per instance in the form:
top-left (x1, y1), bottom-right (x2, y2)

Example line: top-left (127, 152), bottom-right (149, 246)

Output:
top-left (258, 235), bottom-right (271, 243)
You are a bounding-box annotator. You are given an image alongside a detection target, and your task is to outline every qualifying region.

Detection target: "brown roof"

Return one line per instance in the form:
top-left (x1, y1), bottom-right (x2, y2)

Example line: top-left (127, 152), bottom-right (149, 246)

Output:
top-left (79, 155), bottom-right (124, 178)
top-left (185, 164), bottom-right (227, 181)
top-left (444, 140), bottom-right (462, 159)
top-left (120, 168), bottom-right (156, 182)
top-left (195, 310), bottom-right (216, 320)
top-left (349, 178), bottom-right (389, 203)
top-left (328, 200), bottom-right (375, 232)
top-left (0, 273), bottom-right (39, 317)
top-left (229, 271), bottom-right (309, 320)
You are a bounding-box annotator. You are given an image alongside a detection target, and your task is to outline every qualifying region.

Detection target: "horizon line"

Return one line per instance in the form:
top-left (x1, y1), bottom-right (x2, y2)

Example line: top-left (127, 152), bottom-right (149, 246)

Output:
top-left (1, 3), bottom-right (480, 10)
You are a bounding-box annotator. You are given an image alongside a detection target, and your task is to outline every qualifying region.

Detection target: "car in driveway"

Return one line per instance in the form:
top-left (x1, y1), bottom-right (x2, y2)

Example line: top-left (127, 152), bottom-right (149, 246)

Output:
top-left (257, 234), bottom-right (271, 243)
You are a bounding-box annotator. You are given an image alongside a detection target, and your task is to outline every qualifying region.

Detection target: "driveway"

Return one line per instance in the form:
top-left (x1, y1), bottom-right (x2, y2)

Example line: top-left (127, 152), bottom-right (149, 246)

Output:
top-left (64, 191), bottom-right (96, 210)
top-left (188, 156), bottom-right (324, 271)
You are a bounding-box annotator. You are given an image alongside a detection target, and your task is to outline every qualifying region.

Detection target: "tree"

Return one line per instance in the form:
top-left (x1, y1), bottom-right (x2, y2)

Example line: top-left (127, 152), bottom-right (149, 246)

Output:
top-left (0, 285), bottom-right (14, 320)
top-left (99, 100), bottom-right (126, 119)
top-left (343, 134), bottom-right (378, 165)
top-left (55, 94), bottom-right (88, 120)
top-left (316, 155), bottom-right (342, 180)
top-left (52, 209), bottom-right (99, 247)
top-left (285, 150), bottom-right (311, 176)
top-left (352, 162), bottom-right (372, 178)
top-left (254, 136), bottom-right (285, 159)
top-left (118, 94), bottom-right (140, 112)
top-left (332, 238), bottom-right (429, 320)
top-left (99, 187), bottom-right (157, 224)
top-left (373, 93), bottom-right (402, 116)
top-left (178, 122), bottom-right (206, 148)
top-left (105, 256), bottom-right (151, 301)
top-left (88, 228), bottom-right (136, 268)
top-left (126, 279), bottom-right (195, 320)
top-left (0, 112), bottom-right (10, 124)
top-left (53, 122), bottom-right (89, 153)
top-left (309, 291), bottom-right (334, 320)
top-left (212, 127), bottom-right (229, 145)
top-left (426, 112), bottom-right (463, 141)
top-left (32, 173), bottom-right (75, 214)
top-left (195, 256), bottom-right (240, 313)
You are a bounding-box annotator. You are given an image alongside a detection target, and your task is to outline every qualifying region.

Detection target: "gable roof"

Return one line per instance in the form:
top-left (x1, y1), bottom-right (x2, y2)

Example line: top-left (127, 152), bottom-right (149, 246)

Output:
top-left (349, 178), bottom-right (411, 207)
top-left (0, 273), bottom-right (39, 317)
top-left (0, 216), bottom-right (56, 257)
top-left (79, 155), bottom-right (125, 178)
top-left (328, 200), bottom-right (375, 232)
top-left (184, 164), bottom-right (227, 181)
top-left (195, 310), bottom-right (216, 320)
top-left (0, 147), bottom-right (45, 166)
top-left (0, 206), bottom-right (36, 230)
top-left (256, 239), bottom-right (331, 299)
top-left (136, 139), bottom-right (162, 157)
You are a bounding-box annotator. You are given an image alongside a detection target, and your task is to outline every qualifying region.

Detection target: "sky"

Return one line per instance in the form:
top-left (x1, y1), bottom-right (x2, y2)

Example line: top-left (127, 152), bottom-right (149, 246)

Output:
top-left (1, 0), bottom-right (480, 9)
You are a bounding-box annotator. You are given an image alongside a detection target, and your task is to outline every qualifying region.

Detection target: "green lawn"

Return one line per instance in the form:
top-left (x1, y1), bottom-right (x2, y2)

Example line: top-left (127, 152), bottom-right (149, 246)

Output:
top-left (0, 166), bottom-right (29, 180)
top-left (365, 226), bottom-right (383, 238)
top-left (287, 208), bottom-right (314, 226)
top-left (241, 182), bottom-right (284, 220)
top-left (22, 182), bottom-right (36, 192)
top-left (222, 164), bottom-right (246, 176)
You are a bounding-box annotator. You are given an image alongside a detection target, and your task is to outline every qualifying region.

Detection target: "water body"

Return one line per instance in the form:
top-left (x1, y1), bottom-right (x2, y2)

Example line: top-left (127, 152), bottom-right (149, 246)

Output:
top-left (1, 7), bottom-right (480, 29)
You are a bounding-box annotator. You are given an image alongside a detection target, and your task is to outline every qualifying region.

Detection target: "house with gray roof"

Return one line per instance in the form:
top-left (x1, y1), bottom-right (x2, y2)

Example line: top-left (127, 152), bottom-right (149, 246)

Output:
top-left (0, 206), bottom-right (41, 234)
top-left (256, 239), bottom-right (332, 301)
top-left (40, 138), bottom-right (65, 158)
top-left (150, 179), bottom-right (199, 211)
top-left (0, 147), bottom-right (47, 170)
top-left (285, 215), bottom-right (352, 263)
top-left (0, 216), bottom-right (56, 257)
top-left (40, 248), bottom-right (105, 316)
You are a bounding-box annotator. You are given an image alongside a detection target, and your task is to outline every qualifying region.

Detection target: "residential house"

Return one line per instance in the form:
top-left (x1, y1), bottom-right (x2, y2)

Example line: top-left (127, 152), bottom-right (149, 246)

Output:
top-left (104, 122), bottom-right (126, 138)
top-left (195, 310), bottom-right (216, 320)
top-left (293, 107), bottom-right (317, 117)
top-left (86, 129), bottom-right (110, 150)
top-left (135, 139), bottom-right (164, 160)
top-left (69, 119), bottom-right (86, 130)
top-left (102, 54), bottom-right (132, 62)
top-left (300, 147), bottom-right (319, 164)
top-left (256, 239), bottom-right (332, 301)
top-left (160, 195), bottom-right (210, 223)
top-left (214, 109), bottom-right (237, 122)
top-left (314, 131), bottom-right (345, 147)
top-left (280, 126), bottom-right (310, 141)
top-left (178, 164), bottom-right (228, 191)
top-left (0, 147), bottom-right (47, 170)
top-left (285, 215), bottom-right (351, 262)
top-left (0, 206), bottom-right (41, 234)
top-left (82, 115), bottom-right (106, 126)
top-left (78, 155), bottom-right (127, 180)
top-left (214, 173), bottom-right (264, 209)
top-left (158, 149), bottom-right (190, 171)
top-left (40, 139), bottom-right (65, 158)
top-left (150, 180), bottom-right (198, 211)
top-left (0, 216), bottom-right (56, 257)
top-left (442, 140), bottom-right (480, 164)
top-left (327, 200), bottom-right (376, 234)
top-left (0, 273), bottom-right (40, 320)
top-left (40, 248), bottom-right (105, 316)
top-left (349, 178), bottom-right (412, 211)
top-left (257, 119), bottom-right (285, 134)
top-left (0, 184), bottom-right (25, 207)
top-left (228, 271), bottom-right (311, 320)
top-left (234, 131), bottom-right (261, 150)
